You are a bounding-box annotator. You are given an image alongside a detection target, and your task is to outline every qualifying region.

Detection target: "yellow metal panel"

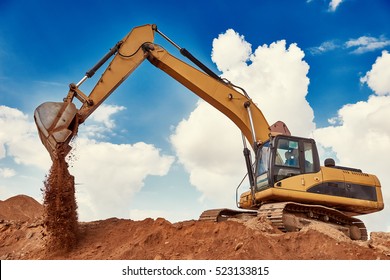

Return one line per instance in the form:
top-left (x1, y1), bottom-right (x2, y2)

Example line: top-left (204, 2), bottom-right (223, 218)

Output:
top-left (321, 166), bottom-right (344, 183)
top-left (273, 174), bottom-right (306, 191)
top-left (79, 24), bottom-right (155, 121)
top-left (303, 171), bottom-right (322, 191)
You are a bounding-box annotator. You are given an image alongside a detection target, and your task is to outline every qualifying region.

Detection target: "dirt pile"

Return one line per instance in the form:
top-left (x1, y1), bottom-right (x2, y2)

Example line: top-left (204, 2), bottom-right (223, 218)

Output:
top-left (0, 195), bottom-right (42, 221)
top-left (42, 150), bottom-right (78, 252)
top-left (1, 195), bottom-right (390, 260)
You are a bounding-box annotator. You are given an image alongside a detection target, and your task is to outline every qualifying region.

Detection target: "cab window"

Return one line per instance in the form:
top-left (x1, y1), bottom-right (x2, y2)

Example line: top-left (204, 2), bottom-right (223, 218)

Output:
top-left (256, 141), bottom-right (271, 190)
top-left (257, 141), bottom-right (270, 175)
top-left (304, 141), bottom-right (314, 173)
top-left (275, 139), bottom-right (300, 168)
top-left (273, 138), bottom-right (301, 182)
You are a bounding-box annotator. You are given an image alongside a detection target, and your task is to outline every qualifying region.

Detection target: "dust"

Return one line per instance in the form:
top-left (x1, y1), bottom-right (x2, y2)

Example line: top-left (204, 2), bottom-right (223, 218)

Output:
top-left (42, 147), bottom-right (78, 253)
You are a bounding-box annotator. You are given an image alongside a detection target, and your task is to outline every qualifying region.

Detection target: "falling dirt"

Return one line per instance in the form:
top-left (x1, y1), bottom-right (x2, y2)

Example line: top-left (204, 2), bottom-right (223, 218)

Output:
top-left (1, 196), bottom-right (390, 260)
top-left (42, 148), bottom-right (78, 253)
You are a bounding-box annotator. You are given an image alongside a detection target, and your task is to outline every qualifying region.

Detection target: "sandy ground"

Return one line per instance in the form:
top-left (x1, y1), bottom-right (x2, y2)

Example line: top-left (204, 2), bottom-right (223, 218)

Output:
top-left (1, 195), bottom-right (390, 260)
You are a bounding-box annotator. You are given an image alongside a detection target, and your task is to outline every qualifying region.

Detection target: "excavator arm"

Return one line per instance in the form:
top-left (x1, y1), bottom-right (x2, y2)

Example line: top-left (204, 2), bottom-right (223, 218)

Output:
top-left (34, 24), bottom-right (274, 160)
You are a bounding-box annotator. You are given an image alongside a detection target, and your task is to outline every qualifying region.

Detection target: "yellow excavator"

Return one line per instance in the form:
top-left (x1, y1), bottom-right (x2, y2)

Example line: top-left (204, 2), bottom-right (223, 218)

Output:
top-left (34, 24), bottom-right (384, 240)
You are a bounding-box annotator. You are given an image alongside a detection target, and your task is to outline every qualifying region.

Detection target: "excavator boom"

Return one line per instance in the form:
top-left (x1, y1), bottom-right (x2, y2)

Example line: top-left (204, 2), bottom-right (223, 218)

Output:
top-left (34, 24), bottom-right (271, 160)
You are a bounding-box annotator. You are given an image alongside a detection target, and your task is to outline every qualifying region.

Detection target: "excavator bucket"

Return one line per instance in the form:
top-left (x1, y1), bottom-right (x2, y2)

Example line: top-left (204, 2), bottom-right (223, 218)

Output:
top-left (34, 102), bottom-right (78, 160)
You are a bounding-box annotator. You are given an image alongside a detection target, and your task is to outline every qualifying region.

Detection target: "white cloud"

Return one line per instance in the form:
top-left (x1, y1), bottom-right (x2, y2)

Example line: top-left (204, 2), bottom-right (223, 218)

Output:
top-left (345, 36), bottom-right (390, 54)
top-left (314, 95), bottom-right (390, 168)
top-left (219, 37), bottom-right (314, 136)
top-left (309, 36), bottom-right (390, 56)
top-left (69, 105), bottom-right (175, 221)
top-left (171, 100), bottom-right (244, 205)
top-left (309, 40), bottom-right (339, 55)
top-left (34, 80), bottom-right (66, 88)
top-left (171, 29), bottom-right (313, 206)
top-left (70, 138), bottom-right (174, 221)
top-left (78, 104), bottom-right (126, 139)
top-left (211, 29), bottom-right (252, 72)
top-left (0, 105), bottom-right (51, 202)
top-left (360, 50), bottom-right (390, 95)
top-left (0, 167), bottom-right (16, 178)
top-left (0, 105), bottom-right (50, 170)
top-left (329, 0), bottom-right (343, 12)
top-left (89, 104), bottom-right (126, 129)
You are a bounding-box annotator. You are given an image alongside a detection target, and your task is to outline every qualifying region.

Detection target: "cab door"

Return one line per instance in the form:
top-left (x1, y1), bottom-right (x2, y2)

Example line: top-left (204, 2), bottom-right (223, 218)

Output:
top-left (271, 136), bottom-right (321, 190)
top-left (301, 140), bottom-right (322, 190)
top-left (272, 137), bottom-right (300, 179)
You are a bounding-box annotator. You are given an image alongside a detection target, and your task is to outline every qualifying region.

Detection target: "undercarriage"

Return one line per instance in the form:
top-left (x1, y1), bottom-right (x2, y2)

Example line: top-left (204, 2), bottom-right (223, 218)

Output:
top-left (199, 202), bottom-right (367, 241)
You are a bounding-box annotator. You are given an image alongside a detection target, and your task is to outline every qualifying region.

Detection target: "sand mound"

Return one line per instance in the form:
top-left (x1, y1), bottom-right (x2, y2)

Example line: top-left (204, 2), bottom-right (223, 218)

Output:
top-left (0, 195), bottom-right (43, 221)
top-left (1, 195), bottom-right (390, 260)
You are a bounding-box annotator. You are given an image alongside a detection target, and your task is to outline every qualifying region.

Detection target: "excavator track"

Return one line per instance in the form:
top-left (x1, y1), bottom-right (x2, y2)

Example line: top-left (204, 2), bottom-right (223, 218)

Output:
top-left (199, 202), bottom-right (368, 241)
top-left (257, 202), bottom-right (368, 241)
top-left (199, 208), bottom-right (257, 222)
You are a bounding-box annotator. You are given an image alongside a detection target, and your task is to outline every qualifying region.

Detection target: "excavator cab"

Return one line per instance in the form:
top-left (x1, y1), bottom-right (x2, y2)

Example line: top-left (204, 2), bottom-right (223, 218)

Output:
top-left (254, 135), bottom-right (320, 192)
top-left (269, 136), bottom-right (320, 184)
top-left (34, 101), bottom-right (78, 160)
top-left (239, 134), bottom-right (383, 217)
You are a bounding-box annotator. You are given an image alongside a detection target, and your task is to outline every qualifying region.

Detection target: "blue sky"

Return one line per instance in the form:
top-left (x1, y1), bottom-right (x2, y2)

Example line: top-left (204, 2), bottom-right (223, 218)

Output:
top-left (1, 0), bottom-right (390, 232)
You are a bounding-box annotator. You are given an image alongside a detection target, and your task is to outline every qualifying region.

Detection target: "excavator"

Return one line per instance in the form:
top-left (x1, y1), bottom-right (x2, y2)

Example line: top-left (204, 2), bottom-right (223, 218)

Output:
top-left (34, 24), bottom-right (384, 240)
